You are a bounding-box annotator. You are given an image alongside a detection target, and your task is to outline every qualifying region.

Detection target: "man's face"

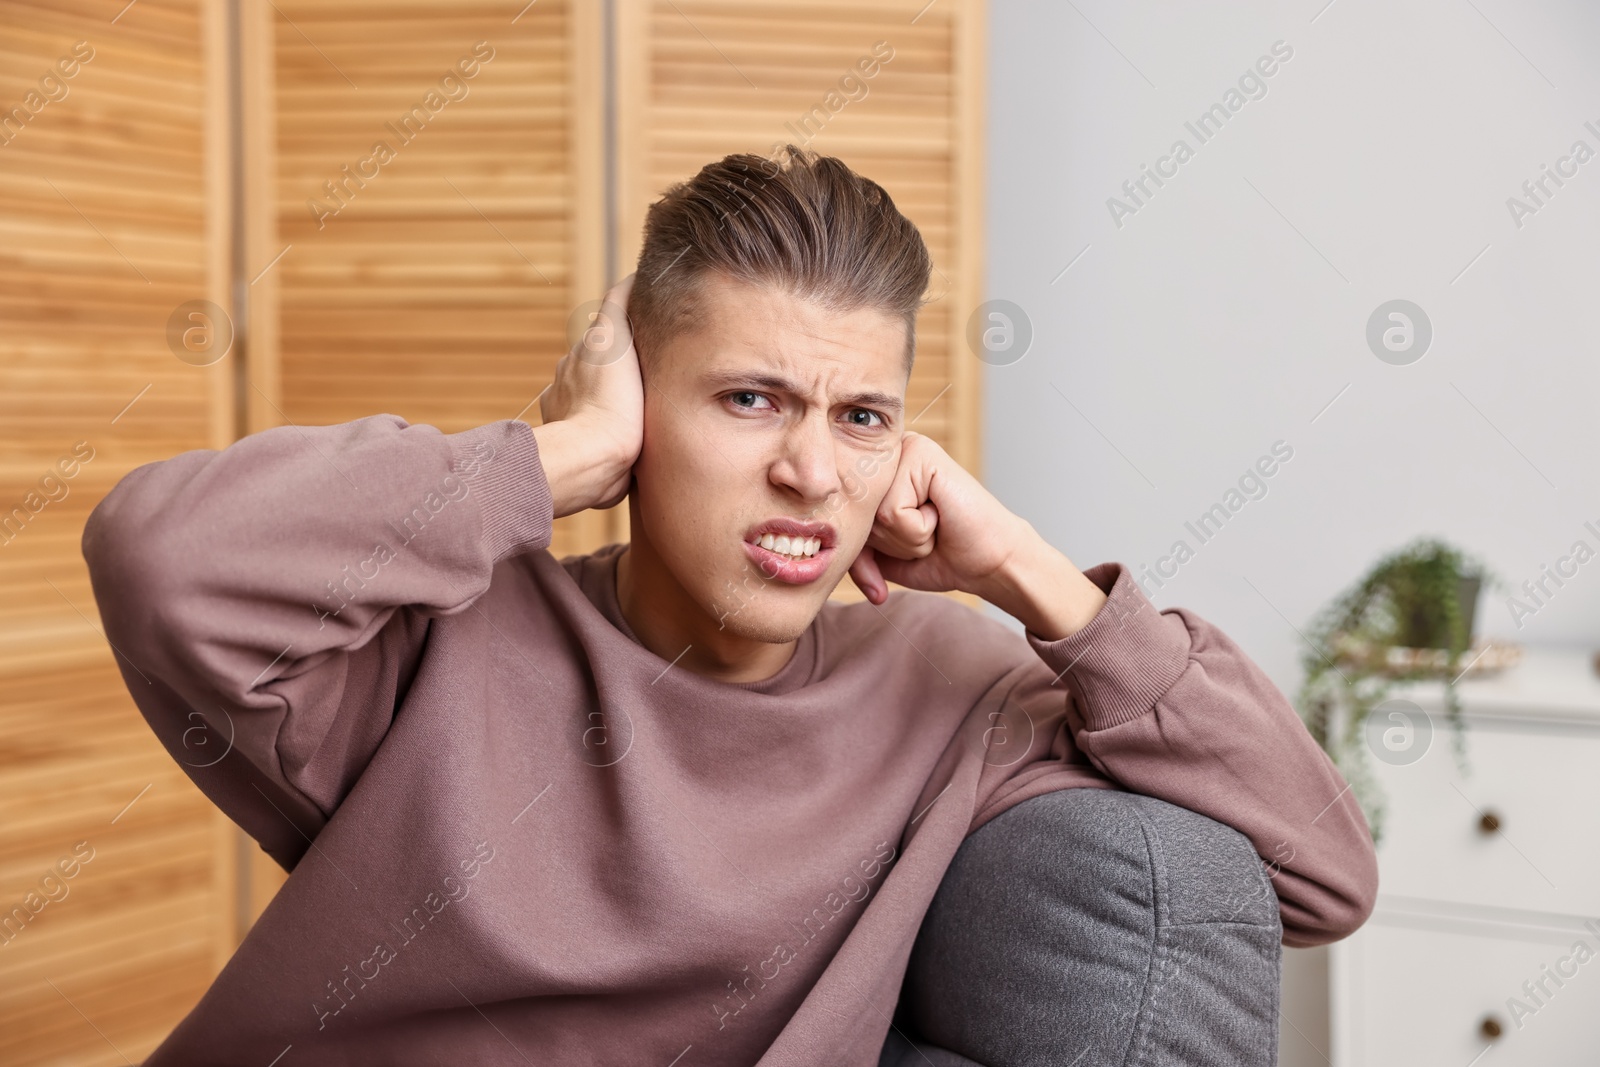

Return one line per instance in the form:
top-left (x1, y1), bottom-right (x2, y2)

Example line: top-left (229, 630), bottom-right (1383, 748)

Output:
top-left (631, 273), bottom-right (909, 643)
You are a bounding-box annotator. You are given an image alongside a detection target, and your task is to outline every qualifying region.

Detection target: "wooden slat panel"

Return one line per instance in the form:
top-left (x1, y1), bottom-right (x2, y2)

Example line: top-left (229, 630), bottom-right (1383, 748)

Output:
top-left (270, 0), bottom-right (611, 561)
top-left (0, 1), bottom-right (233, 1062)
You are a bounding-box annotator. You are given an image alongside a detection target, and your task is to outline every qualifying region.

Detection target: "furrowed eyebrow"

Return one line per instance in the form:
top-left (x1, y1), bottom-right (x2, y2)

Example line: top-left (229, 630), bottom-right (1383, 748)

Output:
top-left (704, 371), bottom-right (904, 414)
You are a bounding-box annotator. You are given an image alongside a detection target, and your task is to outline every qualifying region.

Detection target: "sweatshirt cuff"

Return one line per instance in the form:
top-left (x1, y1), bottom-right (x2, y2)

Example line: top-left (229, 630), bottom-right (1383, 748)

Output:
top-left (448, 420), bottom-right (554, 563)
top-left (1025, 561), bottom-right (1191, 731)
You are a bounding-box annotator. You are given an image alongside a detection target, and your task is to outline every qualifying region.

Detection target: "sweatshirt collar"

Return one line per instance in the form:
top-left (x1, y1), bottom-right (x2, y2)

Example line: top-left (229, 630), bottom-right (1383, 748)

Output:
top-left (577, 543), bottom-right (820, 696)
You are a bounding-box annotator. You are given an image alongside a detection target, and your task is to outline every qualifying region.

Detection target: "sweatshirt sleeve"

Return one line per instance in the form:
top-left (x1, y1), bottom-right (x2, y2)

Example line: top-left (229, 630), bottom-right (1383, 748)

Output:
top-left (1021, 562), bottom-right (1379, 948)
top-left (81, 415), bottom-right (553, 868)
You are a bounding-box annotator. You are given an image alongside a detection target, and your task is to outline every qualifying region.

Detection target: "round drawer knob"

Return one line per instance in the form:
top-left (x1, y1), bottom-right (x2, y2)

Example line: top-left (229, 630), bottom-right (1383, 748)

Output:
top-left (1479, 1014), bottom-right (1504, 1040)
top-left (1479, 810), bottom-right (1502, 834)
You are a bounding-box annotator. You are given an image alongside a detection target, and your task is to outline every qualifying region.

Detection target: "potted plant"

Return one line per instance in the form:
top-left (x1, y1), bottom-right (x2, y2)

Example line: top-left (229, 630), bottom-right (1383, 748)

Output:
top-left (1296, 537), bottom-right (1501, 843)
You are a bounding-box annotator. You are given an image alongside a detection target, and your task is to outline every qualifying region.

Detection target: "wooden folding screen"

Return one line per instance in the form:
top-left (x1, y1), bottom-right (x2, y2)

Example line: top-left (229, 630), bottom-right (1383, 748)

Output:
top-left (0, 2), bottom-right (236, 1063)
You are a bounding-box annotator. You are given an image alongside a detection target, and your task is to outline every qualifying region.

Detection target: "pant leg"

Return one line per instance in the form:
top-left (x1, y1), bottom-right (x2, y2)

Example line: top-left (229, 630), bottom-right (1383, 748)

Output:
top-left (880, 787), bottom-right (1282, 1067)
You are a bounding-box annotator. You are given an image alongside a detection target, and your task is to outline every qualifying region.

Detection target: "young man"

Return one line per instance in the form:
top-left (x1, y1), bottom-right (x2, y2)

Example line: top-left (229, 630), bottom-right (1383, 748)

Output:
top-left (85, 149), bottom-right (1376, 1066)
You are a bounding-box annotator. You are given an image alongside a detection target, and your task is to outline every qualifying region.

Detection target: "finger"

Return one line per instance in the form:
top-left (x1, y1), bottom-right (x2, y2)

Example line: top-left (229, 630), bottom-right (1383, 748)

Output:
top-left (874, 444), bottom-right (935, 527)
top-left (580, 305), bottom-right (627, 365)
top-left (595, 470), bottom-right (634, 511)
top-left (537, 356), bottom-right (567, 423)
top-left (868, 501), bottom-right (939, 560)
top-left (848, 545), bottom-right (888, 605)
top-left (870, 550), bottom-right (921, 590)
top-left (580, 276), bottom-right (638, 367)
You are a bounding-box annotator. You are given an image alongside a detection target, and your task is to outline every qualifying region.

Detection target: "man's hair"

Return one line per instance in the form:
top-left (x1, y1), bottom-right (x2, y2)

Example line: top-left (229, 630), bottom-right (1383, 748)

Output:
top-left (629, 146), bottom-right (931, 372)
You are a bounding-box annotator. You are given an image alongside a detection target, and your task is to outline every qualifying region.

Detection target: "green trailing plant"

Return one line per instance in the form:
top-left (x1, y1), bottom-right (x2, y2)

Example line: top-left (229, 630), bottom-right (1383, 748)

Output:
top-left (1295, 537), bottom-right (1492, 844)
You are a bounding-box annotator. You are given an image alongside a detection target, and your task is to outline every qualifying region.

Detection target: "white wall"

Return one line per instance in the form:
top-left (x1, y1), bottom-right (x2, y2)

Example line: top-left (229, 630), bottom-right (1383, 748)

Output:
top-left (983, 1), bottom-right (1600, 1061)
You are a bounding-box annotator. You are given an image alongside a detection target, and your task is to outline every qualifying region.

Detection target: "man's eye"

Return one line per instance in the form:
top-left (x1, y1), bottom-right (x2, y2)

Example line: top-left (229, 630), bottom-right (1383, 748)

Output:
top-left (727, 391), bottom-right (772, 410)
top-left (844, 408), bottom-right (883, 428)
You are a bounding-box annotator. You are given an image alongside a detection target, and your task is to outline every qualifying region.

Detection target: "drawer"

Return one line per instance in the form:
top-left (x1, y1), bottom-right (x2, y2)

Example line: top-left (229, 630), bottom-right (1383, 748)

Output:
top-left (1334, 911), bottom-right (1600, 1066)
top-left (1366, 723), bottom-right (1600, 915)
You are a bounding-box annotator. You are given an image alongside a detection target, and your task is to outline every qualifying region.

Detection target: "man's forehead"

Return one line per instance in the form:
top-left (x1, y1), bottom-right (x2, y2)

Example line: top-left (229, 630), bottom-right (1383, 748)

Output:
top-left (701, 279), bottom-right (898, 341)
top-left (685, 278), bottom-right (909, 396)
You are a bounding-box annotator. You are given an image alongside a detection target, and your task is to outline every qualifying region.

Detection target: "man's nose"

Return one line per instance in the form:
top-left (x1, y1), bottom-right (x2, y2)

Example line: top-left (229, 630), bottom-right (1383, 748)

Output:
top-left (769, 415), bottom-right (843, 504)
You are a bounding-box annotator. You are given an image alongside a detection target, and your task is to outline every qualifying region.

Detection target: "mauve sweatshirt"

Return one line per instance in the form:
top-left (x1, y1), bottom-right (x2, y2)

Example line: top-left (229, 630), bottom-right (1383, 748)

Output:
top-left (83, 414), bottom-right (1377, 1066)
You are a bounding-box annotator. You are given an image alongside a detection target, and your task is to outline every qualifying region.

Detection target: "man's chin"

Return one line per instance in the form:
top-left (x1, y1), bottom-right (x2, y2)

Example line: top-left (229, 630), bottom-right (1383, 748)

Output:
top-left (710, 578), bottom-right (837, 643)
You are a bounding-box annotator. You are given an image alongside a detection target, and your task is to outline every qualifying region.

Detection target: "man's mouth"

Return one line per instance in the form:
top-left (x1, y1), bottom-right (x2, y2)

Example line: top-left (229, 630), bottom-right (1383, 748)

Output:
top-left (741, 519), bottom-right (837, 585)
top-left (751, 532), bottom-right (821, 559)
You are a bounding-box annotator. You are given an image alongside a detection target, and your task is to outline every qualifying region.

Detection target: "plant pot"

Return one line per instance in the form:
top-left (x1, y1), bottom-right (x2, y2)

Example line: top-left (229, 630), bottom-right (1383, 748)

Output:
top-left (1398, 575), bottom-right (1481, 650)
top-left (1456, 575), bottom-right (1481, 646)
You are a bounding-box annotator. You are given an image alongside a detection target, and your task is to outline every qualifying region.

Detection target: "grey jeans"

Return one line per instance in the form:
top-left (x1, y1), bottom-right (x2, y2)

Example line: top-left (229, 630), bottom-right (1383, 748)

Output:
top-left (879, 788), bottom-right (1282, 1067)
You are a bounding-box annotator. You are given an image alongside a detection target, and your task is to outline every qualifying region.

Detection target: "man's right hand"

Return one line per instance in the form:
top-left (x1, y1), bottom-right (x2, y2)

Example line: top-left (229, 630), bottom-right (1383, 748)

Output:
top-left (533, 275), bottom-right (644, 518)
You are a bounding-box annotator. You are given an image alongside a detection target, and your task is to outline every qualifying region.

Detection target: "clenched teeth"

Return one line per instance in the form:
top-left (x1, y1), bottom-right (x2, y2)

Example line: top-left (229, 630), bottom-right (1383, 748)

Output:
top-left (754, 533), bottom-right (821, 559)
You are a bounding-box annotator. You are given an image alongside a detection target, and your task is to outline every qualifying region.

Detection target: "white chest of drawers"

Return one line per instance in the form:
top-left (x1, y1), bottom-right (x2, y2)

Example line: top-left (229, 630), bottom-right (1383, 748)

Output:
top-left (1331, 646), bottom-right (1600, 1066)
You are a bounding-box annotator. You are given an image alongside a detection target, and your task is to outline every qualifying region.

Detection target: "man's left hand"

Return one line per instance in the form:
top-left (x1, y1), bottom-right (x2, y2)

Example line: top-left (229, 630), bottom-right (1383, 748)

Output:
top-left (847, 432), bottom-right (1109, 642)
